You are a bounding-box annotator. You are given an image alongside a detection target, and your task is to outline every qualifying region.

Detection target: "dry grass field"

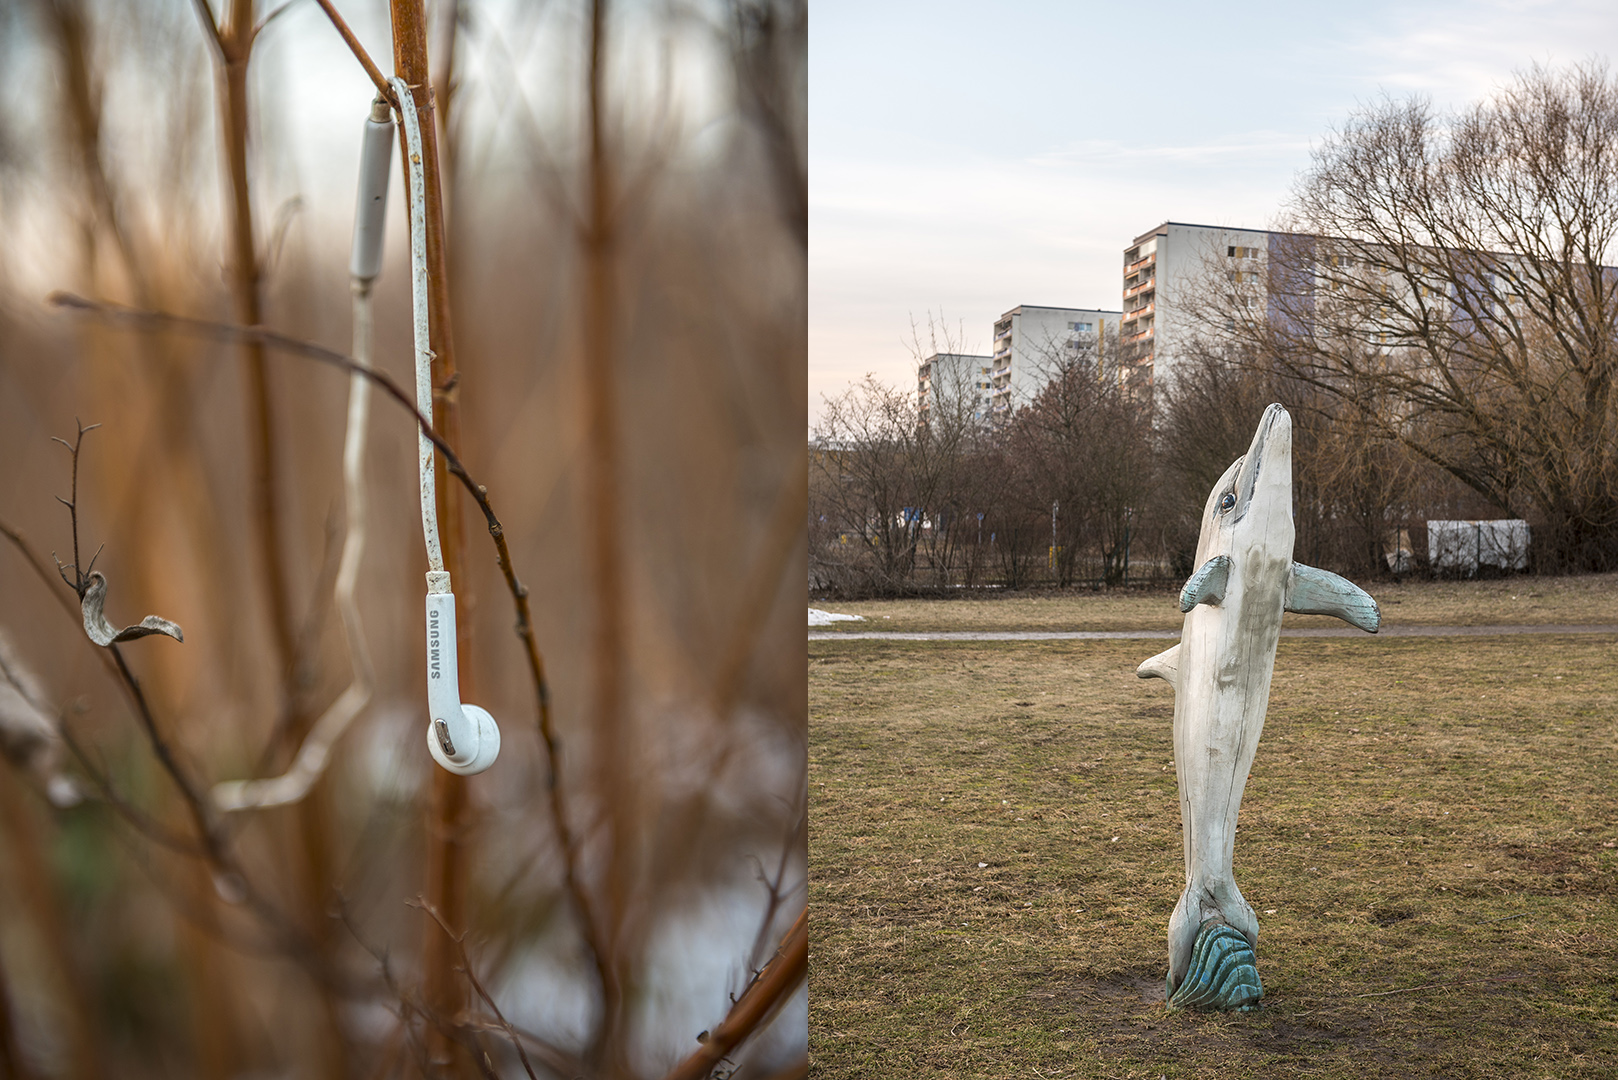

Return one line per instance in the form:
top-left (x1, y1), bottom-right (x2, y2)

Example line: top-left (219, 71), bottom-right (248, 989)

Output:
top-left (810, 572), bottom-right (1618, 633)
top-left (808, 589), bottom-right (1618, 1078)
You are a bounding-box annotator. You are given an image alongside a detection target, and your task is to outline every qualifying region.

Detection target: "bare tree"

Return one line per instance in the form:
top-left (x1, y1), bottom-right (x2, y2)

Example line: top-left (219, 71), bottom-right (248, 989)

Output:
top-left (1212, 62), bottom-right (1618, 571)
top-left (810, 377), bottom-right (934, 594)
top-left (810, 317), bottom-right (987, 595)
top-left (1012, 324), bottom-right (1152, 586)
top-left (1158, 341), bottom-right (1434, 579)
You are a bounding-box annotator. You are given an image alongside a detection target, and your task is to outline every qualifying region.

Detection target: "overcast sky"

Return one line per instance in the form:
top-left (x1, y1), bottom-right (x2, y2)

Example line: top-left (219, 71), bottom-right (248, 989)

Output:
top-left (807, 0), bottom-right (1618, 428)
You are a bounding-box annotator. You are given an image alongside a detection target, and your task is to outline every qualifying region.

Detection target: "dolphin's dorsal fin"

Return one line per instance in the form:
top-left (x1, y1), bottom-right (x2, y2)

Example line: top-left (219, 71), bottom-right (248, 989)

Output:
top-left (1285, 563), bottom-right (1381, 632)
top-left (1137, 643), bottom-right (1180, 688)
top-left (1179, 555), bottom-right (1231, 613)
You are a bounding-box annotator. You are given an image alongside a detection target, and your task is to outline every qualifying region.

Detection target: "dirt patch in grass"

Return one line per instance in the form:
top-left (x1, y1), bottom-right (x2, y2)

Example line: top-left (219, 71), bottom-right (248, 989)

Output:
top-left (810, 572), bottom-right (1618, 633)
top-left (809, 635), bottom-right (1618, 1078)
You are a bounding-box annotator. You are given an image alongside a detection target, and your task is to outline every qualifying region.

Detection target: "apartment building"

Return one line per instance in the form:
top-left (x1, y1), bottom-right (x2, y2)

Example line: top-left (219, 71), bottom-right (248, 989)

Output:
top-left (917, 352), bottom-right (995, 426)
top-left (1121, 222), bottom-right (1272, 387)
top-left (988, 304), bottom-right (1121, 420)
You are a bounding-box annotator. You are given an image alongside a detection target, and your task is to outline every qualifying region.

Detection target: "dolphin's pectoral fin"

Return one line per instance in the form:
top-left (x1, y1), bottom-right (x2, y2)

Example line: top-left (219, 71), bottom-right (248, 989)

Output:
top-left (1285, 563), bottom-right (1381, 632)
top-left (1166, 921), bottom-right (1263, 1012)
top-left (1179, 555), bottom-right (1231, 613)
top-left (1137, 644), bottom-right (1180, 689)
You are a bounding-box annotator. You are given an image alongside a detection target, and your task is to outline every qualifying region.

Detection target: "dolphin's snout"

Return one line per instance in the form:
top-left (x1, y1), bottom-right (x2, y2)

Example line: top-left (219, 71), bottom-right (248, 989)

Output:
top-left (1234, 404), bottom-right (1293, 516)
top-left (1248, 404), bottom-right (1292, 468)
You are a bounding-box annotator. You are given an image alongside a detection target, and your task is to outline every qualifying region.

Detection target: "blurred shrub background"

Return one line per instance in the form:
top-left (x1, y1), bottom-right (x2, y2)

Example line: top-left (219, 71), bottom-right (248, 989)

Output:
top-left (0, 0), bottom-right (805, 1076)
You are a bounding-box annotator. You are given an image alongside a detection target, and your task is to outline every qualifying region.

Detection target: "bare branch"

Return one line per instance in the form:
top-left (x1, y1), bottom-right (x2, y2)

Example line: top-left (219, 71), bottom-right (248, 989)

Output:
top-left (412, 899), bottom-right (544, 1080)
top-left (310, 0), bottom-right (399, 109)
top-left (253, 0), bottom-right (294, 39)
top-left (49, 419), bottom-right (101, 599)
top-left (660, 908), bottom-right (807, 1080)
top-left (188, 0), bottom-right (227, 60)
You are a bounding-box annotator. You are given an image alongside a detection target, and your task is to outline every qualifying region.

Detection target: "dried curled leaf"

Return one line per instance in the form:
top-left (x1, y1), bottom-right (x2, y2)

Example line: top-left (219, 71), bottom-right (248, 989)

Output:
top-left (81, 571), bottom-right (184, 647)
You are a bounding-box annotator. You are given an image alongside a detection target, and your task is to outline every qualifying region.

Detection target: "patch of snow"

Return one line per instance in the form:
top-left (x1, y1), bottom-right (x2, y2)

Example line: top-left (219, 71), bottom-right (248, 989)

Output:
top-left (808, 608), bottom-right (864, 627)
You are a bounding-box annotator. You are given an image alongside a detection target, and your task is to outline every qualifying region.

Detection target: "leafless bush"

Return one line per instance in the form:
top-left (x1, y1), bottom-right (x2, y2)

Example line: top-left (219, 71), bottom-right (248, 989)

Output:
top-left (1157, 343), bottom-right (1450, 580)
top-left (1012, 327), bottom-right (1152, 586)
top-left (810, 323), bottom-right (1164, 596)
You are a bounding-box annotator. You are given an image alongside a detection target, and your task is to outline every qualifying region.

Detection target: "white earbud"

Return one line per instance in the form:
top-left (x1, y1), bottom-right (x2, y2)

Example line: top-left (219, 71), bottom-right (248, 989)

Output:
top-left (394, 76), bottom-right (501, 776)
top-left (424, 578), bottom-right (500, 775)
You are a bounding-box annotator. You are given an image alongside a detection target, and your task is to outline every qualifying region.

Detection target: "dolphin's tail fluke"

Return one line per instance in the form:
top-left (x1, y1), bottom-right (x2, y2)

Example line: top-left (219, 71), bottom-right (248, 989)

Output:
top-left (1167, 922), bottom-right (1263, 1011)
top-left (1167, 880), bottom-right (1262, 1010)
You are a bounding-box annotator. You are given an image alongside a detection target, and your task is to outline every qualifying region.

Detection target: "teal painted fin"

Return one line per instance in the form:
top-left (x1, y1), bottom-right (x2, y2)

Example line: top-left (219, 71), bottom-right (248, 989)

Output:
top-left (1136, 644), bottom-right (1180, 689)
top-left (1166, 921), bottom-right (1263, 1012)
top-left (1286, 563), bottom-right (1381, 632)
top-left (1179, 555), bottom-right (1231, 612)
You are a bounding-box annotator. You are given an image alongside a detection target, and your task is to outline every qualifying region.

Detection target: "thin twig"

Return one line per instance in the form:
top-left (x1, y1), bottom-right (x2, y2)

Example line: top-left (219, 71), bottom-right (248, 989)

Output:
top-left (49, 294), bottom-right (474, 512)
top-left (49, 420), bottom-right (102, 599)
top-left (254, 0), bottom-right (295, 37)
top-left (5, 452), bottom-right (345, 995)
top-left (2, 521), bottom-right (207, 857)
top-left (660, 908), bottom-right (808, 1080)
top-left (334, 898), bottom-right (442, 1076)
top-left (0, 520), bottom-right (84, 624)
top-left (412, 899), bottom-right (543, 1080)
top-left (187, 0), bottom-right (227, 59)
top-left (311, 0), bottom-right (398, 108)
top-left (0, 518), bottom-right (150, 742)
top-left (746, 808), bottom-right (807, 977)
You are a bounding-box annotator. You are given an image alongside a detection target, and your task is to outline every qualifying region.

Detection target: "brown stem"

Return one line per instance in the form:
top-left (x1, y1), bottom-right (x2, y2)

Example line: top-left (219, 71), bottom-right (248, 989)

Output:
top-left (37, 0), bottom-right (151, 304)
top-left (658, 909), bottom-right (808, 1080)
top-left (413, 899), bottom-right (542, 1080)
top-left (388, 3), bottom-right (476, 1071)
top-left (581, 1), bottom-right (630, 1068)
top-left (213, 0), bottom-right (297, 691)
top-left (207, 3), bottom-right (347, 1072)
top-left (431, 0), bottom-right (459, 198)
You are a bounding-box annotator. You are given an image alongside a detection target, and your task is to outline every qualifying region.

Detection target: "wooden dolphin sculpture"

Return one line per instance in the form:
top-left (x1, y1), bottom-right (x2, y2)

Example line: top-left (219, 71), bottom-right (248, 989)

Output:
top-left (1138, 403), bottom-right (1380, 1011)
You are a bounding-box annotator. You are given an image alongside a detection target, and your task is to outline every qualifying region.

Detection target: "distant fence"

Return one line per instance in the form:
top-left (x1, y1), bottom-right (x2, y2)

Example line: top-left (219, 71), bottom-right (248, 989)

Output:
top-left (810, 519), bottom-right (1542, 597)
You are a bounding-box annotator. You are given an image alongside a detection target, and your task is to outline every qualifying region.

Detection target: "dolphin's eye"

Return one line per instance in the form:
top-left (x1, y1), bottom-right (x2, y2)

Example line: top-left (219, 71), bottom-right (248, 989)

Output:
top-left (1219, 492), bottom-right (1237, 513)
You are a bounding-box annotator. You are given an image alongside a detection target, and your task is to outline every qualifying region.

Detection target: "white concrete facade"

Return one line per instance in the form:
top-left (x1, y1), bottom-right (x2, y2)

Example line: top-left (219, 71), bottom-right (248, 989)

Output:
top-left (988, 304), bottom-right (1122, 420)
top-left (917, 352), bottom-right (995, 426)
top-left (1122, 222), bottom-right (1272, 388)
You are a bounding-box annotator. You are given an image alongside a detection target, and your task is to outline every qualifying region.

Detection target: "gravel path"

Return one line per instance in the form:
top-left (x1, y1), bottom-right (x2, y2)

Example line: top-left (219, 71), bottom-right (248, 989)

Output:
top-left (808, 624), bottom-right (1618, 641)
